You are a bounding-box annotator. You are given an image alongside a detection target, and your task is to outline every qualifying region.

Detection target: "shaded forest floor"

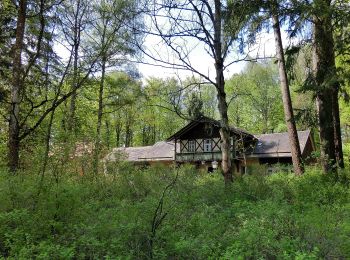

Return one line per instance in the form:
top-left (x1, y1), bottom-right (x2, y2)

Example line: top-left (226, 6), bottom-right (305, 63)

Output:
top-left (0, 164), bottom-right (349, 259)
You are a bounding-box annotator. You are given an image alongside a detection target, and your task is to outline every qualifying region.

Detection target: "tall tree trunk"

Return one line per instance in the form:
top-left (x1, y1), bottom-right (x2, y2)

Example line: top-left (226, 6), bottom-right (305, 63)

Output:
top-left (115, 118), bottom-right (122, 147)
top-left (319, 0), bottom-right (343, 169)
top-left (217, 88), bottom-right (233, 182)
top-left (312, 0), bottom-right (337, 172)
top-left (93, 56), bottom-right (106, 175)
top-left (41, 109), bottom-right (55, 180)
top-left (263, 109), bottom-right (269, 134)
top-left (130, 131), bottom-right (133, 146)
top-left (67, 0), bottom-right (82, 134)
top-left (125, 119), bottom-right (131, 147)
top-left (142, 126), bottom-right (146, 146)
top-left (315, 91), bottom-right (335, 172)
top-left (8, 0), bottom-right (27, 172)
top-left (272, 11), bottom-right (304, 175)
top-left (67, 44), bottom-right (79, 134)
top-left (332, 82), bottom-right (344, 168)
top-left (40, 45), bottom-right (54, 179)
top-left (153, 124), bottom-right (156, 144)
top-left (214, 0), bottom-right (233, 184)
top-left (105, 120), bottom-right (110, 150)
top-left (93, 12), bottom-right (108, 174)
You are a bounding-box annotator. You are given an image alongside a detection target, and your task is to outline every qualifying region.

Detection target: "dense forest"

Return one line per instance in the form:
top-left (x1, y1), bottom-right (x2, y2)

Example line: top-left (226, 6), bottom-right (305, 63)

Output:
top-left (0, 0), bottom-right (350, 258)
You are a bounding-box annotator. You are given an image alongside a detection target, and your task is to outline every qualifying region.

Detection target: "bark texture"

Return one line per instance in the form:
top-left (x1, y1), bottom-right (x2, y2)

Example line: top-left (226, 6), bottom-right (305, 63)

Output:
top-left (115, 118), bottom-right (122, 147)
top-left (272, 12), bottom-right (304, 175)
top-left (332, 83), bottom-right (344, 168)
top-left (214, 0), bottom-right (233, 183)
top-left (8, 0), bottom-right (27, 172)
top-left (67, 0), bottom-right (82, 134)
top-left (312, 0), bottom-right (339, 172)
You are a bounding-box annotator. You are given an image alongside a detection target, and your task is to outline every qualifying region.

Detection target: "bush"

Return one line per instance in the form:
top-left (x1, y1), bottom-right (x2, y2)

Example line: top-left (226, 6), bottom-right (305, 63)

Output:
top-left (0, 165), bottom-right (349, 259)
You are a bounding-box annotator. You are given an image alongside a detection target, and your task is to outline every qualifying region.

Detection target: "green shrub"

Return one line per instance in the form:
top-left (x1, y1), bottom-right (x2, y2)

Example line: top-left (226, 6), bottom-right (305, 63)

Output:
top-left (0, 165), bottom-right (349, 259)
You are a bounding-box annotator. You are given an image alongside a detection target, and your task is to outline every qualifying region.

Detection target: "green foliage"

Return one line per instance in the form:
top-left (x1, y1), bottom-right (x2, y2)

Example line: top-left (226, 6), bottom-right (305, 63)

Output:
top-left (344, 143), bottom-right (350, 167)
top-left (0, 166), bottom-right (349, 259)
top-left (226, 61), bottom-right (285, 133)
top-left (187, 92), bottom-right (203, 119)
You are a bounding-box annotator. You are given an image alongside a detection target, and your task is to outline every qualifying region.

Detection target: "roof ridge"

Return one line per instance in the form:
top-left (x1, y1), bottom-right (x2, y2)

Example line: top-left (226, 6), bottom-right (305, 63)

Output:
top-left (254, 129), bottom-right (310, 137)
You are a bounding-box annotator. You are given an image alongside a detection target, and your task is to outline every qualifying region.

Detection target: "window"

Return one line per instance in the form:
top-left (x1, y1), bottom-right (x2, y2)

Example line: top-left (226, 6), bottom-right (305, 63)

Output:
top-left (188, 140), bottom-right (195, 152)
top-left (204, 139), bottom-right (212, 152)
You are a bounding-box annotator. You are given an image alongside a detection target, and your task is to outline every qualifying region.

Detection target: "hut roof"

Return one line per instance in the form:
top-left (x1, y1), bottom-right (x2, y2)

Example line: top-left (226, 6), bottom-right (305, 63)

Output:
top-left (103, 128), bottom-right (313, 163)
top-left (250, 130), bottom-right (312, 158)
top-left (104, 141), bottom-right (176, 163)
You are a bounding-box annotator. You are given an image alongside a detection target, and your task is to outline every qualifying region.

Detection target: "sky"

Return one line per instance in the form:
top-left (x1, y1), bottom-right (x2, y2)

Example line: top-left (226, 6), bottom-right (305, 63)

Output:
top-left (137, 29), bottom-right (289, 82)
top-left (54, 19), bottom-right (290, 83)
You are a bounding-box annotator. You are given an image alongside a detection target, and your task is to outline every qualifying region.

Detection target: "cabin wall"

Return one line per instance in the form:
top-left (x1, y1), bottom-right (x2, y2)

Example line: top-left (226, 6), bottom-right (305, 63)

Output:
top-left (244, 158), bottom-right (260, 174)
top-left (178, 160), bottom-right (239, 174)
top-left (179, 138), bottom-right (225, 153)
top-left (147, 161), bottom-right (175, 166)
top-left (245, 158), bottom-right (260, 167)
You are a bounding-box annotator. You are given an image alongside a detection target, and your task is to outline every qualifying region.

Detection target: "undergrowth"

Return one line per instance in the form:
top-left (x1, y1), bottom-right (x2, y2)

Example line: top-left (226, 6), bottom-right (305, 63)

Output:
top-left (0, 164), bottom-right (349, 259)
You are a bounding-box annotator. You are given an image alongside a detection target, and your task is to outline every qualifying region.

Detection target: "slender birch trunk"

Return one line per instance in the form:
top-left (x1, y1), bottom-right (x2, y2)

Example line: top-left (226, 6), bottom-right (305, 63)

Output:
top-left (41, 109), bottom-right (55, 179)
top-left (93, 56), bottom-right (106, 175)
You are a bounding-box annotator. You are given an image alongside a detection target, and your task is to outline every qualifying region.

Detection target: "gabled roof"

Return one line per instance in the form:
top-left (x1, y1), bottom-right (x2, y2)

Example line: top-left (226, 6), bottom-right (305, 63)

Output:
top-left (166, 116), bottom-right (255, 141)
top-left (249, 130), bottom-right (312, 158)
top-left (103, 127), bottom-right (314, 163)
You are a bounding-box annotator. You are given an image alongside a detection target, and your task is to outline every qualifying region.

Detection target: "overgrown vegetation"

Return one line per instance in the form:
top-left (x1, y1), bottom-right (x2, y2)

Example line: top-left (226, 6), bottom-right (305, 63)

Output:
top-left (0, 165), bottom-right (349, 259)
top-left (1, 0), bottom-right (349, 257)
